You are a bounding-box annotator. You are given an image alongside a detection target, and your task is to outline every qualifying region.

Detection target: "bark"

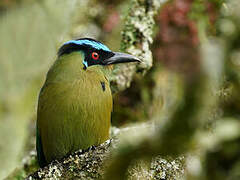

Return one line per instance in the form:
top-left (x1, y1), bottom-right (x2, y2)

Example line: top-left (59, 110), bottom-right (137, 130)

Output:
top-left (6, 126), bottom-right (185, 180)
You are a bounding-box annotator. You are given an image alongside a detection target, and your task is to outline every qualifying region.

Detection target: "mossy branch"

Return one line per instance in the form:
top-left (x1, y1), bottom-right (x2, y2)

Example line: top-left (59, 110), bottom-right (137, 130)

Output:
top-left (8, 127), bottom-right (184, 179)
top-left (104, 2), bottom-right (225, 180)
top-left (110, 0), bottom-right (162, 93)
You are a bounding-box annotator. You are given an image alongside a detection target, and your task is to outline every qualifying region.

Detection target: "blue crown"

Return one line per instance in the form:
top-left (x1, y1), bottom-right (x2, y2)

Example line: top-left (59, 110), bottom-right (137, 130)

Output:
top-left (63, 38), bottom-right (110, 52)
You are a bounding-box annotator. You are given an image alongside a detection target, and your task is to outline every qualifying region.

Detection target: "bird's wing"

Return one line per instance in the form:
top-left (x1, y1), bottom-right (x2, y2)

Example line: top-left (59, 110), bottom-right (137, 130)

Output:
top-left (36, 85), bottom-right (49, 167)
top-left (36, 124), bottom-right (47, 167)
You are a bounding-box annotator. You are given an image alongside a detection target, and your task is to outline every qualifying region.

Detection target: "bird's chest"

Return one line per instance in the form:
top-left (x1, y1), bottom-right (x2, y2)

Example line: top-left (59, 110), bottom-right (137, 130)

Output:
top-left (42, 69), bottom-right (113, 118)
top-left (69, 77), bottom-right (111, 108)
top-left (64, 78), bottom-right (112, 145)
top-left (38, 77), bottom-right (112, 160)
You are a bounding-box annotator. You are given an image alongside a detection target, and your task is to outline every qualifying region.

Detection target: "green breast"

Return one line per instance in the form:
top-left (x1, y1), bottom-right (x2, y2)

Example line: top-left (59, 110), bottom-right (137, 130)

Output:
top-left (37, 52), bottom-right (112, 164)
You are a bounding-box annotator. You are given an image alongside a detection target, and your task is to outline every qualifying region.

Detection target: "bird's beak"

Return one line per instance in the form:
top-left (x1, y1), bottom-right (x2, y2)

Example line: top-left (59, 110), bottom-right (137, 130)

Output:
top-left (103, 52), bottom-right (141, 65)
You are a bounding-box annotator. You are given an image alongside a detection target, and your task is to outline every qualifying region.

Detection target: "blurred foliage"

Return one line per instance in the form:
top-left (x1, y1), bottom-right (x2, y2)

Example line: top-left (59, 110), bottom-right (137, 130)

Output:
top-left (112, 74), bottom-right (154, 126)
top-left (2, 0), bottom-right (240, 179)
top-left (104, 0), bottom-right (240, 180)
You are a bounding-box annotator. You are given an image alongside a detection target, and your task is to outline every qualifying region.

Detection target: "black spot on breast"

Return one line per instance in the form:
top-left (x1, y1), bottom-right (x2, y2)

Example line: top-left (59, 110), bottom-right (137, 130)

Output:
top-left (100, 81), bottom-right (105, 91)
top-left (83, 64), bottom-right (87, 70)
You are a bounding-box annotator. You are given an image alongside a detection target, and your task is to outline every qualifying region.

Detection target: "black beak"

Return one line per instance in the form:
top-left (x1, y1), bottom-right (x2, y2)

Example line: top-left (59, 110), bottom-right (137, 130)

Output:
top-left (103, 52), bottom-right (141, 65)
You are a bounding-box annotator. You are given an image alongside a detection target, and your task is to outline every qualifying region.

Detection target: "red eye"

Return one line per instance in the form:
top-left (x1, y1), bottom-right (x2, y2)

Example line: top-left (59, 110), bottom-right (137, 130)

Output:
top-left (92, 52), bottom-right (99, 60)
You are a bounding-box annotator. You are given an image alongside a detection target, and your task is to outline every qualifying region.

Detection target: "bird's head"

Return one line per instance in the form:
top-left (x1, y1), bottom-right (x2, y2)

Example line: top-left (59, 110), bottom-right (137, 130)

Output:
top-left (58, 38), bottom-right (140, 70)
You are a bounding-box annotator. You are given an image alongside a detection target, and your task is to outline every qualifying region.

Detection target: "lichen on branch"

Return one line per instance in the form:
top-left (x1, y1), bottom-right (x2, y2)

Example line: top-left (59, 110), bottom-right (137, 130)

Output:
top-left (25, 127), bottom-right (184, 180)
top-left (110, 0), bottom-right (165, 93)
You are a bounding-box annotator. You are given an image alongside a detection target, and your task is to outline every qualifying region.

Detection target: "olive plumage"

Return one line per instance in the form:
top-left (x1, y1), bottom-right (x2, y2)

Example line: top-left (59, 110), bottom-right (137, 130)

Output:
top-left (36, 38), bottom-right (140, 167)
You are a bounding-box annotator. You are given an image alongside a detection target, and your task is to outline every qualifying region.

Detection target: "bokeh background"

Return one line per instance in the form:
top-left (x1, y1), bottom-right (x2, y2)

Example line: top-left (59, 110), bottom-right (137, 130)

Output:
top-left (1, 0), bottom-right (240, 179)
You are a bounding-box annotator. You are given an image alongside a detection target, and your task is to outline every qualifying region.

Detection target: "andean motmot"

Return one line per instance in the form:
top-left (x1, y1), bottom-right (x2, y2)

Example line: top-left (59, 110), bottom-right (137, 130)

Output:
top-left (36, 38), bottom-right (140, 167)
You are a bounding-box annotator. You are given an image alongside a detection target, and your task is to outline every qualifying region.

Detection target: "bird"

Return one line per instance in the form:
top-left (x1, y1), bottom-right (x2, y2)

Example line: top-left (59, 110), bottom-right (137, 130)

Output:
top-left (36, 38), bottom-right (140, 167)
